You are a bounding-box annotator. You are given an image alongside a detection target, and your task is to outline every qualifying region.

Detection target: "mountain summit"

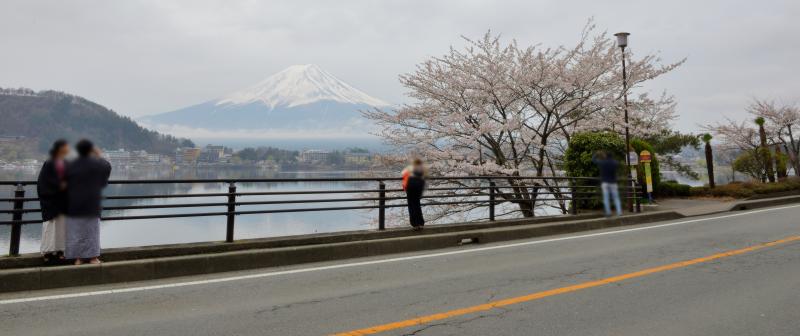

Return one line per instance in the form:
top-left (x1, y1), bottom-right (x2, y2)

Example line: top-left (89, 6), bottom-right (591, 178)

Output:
top-left (217, 64), bottom-right (388, 108)
top-left (141, 64), bottom-right (390, 137)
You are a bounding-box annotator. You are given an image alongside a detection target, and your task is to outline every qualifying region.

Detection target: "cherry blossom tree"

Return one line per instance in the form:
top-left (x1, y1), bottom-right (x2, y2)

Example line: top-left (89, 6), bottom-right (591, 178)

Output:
top-left (366, 22), bottom-right (683, 218)
top-left (703, 118), bottom-right (760, 152)
top-left (706, 99), bottom-right (800, 177)
top-left (748, 99), bottom-right (800, 174)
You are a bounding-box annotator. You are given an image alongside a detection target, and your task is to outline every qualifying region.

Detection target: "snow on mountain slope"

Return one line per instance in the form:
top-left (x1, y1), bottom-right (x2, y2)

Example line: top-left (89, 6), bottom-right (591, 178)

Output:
top-left (141, 64), bottom-right (391, 138)
top-left (217, 64), bottom-right (389, 108)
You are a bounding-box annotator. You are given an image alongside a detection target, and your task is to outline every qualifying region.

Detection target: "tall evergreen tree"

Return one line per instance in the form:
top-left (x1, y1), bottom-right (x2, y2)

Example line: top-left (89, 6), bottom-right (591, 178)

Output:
top-left (702, 133), bottom-right (715, 188)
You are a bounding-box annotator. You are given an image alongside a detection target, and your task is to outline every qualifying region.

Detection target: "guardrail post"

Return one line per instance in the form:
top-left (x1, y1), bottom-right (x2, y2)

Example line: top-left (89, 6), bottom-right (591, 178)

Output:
top-left (378, 181), bottom-right (386, 230)
top-left (628, 179), bottom-right (635, 213)
top-left (635, 182), bottom-right (642, 213)
top-left (9, 184), bottom-right (24, 256)
top-left (226, 182), bottom-right (236, 243)
top-left (570, 179), bottom-right (578, 215)
top-left (488, 180), bottom-right (496, 221)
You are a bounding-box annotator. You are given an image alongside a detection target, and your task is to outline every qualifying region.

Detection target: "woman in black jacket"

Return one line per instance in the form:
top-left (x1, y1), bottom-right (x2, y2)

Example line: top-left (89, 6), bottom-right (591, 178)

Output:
top-left (37, 139), bottom-right (70, 264)
top-left (402, 159), bottom-right (427, 230)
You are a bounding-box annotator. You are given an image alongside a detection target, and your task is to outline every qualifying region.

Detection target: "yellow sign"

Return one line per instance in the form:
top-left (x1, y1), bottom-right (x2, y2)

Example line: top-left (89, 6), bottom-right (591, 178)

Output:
top-left (641, 150), bottom-right (653, 193)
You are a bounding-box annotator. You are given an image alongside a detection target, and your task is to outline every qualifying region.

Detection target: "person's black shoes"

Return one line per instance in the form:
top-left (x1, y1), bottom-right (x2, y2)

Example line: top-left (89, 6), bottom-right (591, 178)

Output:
top-left (42, 251), bottom-right (67, 266)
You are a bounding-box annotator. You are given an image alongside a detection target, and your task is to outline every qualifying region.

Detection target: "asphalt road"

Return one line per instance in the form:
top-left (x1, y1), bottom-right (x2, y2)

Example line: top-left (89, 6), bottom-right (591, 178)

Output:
top-left (2, 204), bottom-right (800, 335)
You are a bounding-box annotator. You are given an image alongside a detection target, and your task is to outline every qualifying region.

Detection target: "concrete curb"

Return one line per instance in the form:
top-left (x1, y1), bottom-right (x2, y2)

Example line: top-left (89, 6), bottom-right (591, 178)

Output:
top-left (0, 211), bottom-right (681, 293)
top-left (728, 195), bottom-right (800, 211)
top-left (0, 213), bottom-right (602, 269)
top-left (2, 195), bottom-right (797, 294)
top-left (745, 190), bottom-right (800, 200)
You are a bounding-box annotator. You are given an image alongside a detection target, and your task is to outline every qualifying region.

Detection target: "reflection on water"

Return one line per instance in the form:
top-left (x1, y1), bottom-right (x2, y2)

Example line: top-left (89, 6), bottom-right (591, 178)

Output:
top-left (1, 167), bottom-right (563, 255)
top-left (1, 167), bottom-right (386, 254)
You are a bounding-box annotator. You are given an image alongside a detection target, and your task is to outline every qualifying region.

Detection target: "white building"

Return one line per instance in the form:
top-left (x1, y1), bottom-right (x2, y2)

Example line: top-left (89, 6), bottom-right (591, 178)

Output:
top-left (300, 149), bottom-right (330, 162)
top-left (104, 149), bottom-right (132, 166)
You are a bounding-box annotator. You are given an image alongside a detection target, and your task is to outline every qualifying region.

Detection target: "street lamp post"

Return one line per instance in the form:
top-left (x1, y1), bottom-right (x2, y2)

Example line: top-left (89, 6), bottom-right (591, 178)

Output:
top-left (614, 32), bottom-right (635, 212)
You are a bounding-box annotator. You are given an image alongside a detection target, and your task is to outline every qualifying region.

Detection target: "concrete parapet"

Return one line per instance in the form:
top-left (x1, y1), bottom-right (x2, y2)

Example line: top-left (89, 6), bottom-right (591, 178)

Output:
top-left (0, 211), bottom-right (681, 293)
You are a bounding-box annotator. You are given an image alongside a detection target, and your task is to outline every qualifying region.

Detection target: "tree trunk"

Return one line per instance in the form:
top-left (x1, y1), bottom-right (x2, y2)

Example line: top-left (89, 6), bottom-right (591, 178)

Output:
top-left (504, 178), bottom-right (537, 218)
top-left (775, 144), bottom-right (788, 181)
top-left (786, 126), bottom-right (800, 176)
top-left (517, 200), bottom-right (535, 217)
top-left (705, 142), bottom-right (715, 188)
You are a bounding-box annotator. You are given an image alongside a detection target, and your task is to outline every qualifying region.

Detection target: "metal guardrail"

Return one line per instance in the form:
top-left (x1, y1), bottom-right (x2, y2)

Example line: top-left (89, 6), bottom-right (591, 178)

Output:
top-left (0, 176), bottom-right (641, 256)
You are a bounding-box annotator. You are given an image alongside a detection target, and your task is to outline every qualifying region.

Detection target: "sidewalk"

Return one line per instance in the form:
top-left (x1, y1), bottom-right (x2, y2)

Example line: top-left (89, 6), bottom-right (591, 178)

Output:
top-left (642, 198), bottom-right (736, 217)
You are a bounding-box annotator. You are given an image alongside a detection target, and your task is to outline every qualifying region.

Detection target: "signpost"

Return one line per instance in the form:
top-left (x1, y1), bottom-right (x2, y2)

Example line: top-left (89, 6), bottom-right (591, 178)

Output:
top-left (640, 150), bottom-right (653, 203)
top-left (628, 150), bottom-right (638, 212)
top-left (628, 151), bottom-right (638, 166)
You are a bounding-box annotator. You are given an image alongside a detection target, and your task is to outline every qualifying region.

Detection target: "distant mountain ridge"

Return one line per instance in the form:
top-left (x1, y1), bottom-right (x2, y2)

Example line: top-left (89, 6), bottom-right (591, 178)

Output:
top-left (140, 64), bottom-right (390, 135)
top-left (0, 87), bottom-right (193, 154)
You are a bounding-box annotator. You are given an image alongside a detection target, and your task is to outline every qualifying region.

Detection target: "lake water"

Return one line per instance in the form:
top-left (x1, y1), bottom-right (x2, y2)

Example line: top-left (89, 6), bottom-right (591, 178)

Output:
top-left (0, 167), bottom-right (394, 254)
top-left (0, 166), bottom-right (563, 255)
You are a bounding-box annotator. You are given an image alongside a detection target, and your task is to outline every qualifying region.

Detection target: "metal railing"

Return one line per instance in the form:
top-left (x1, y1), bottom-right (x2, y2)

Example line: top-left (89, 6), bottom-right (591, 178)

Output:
top-left (0, 176), bottom-right (641, 256)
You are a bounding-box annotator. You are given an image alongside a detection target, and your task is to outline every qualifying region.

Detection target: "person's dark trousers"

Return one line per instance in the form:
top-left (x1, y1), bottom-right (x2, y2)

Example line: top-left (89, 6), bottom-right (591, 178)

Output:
top-left (405, 177), bottom-right (426, 227)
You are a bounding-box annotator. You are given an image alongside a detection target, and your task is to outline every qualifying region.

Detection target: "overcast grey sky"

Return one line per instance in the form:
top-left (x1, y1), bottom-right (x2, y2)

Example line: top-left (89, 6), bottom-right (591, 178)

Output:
top-left (1, 0), bottom-right (799, 132)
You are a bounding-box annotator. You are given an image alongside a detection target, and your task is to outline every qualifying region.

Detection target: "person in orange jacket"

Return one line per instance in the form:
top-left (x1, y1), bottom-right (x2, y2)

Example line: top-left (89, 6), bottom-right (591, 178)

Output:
top-left (402, 158), bottom-right (427, 230)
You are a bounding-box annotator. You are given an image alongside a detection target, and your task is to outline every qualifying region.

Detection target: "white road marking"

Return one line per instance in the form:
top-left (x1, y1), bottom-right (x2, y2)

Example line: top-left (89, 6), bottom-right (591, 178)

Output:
top-left (2, 204), bottom-right (800, 305)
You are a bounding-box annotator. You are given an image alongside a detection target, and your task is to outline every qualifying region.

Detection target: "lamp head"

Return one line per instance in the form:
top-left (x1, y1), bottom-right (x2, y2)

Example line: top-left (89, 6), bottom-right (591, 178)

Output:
top-left (614, 32), bottom-right (630, 48)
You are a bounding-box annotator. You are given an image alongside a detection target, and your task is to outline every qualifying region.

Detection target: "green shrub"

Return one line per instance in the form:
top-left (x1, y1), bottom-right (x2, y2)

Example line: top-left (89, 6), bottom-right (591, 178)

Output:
top-left (564, 132), bottom-right (626, 179)
top-left (564, 132), bottom-right (626, 209)
top-left (732, 149), bottom-right (767, 180)
top-left (657, 180), bottom-right (691, 197)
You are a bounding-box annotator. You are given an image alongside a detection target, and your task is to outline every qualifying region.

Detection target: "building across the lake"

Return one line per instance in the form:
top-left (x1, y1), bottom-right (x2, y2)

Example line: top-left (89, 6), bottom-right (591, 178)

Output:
top-left (104, 149), bottom-right (132, 166)
top-left (300, 149), bottom-right (330, 162)
top-left (103, 149), bottom-right (165, 166)
top-left (175, 147), bottom-right (202, 165)
top-left (132, 150), bottom-right (162, 164)
top-left (198, 145), bottom-right (226, 163)
top-left (344, 152), bottom-right (371, 165)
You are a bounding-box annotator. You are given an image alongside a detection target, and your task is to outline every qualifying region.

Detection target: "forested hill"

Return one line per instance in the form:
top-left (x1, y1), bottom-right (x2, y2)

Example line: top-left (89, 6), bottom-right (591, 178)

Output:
top-left (0, 88), bottom-right (193, 154)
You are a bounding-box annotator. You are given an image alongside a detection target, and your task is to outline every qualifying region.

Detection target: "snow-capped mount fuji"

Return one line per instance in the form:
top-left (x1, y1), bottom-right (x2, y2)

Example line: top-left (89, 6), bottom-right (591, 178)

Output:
top-left (141, 64), bottom-right (390, 137)
top-left (218, 64), bottom-right (388, 108)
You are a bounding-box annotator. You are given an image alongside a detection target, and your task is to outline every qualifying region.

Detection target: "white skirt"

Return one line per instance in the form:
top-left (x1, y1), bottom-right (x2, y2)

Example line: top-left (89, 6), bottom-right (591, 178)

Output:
top-left (40, 216), bottom-right (66, 254)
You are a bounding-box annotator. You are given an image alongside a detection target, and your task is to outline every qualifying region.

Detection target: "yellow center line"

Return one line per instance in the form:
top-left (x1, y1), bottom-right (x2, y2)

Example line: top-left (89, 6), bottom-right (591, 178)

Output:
top-left (332, 235), bottom-right (800, 336)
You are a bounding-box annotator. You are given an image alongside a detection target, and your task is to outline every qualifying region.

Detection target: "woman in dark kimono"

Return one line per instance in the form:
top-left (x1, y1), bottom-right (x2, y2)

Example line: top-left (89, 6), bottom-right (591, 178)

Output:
top-left (402, 159), bottom-right (427, 230)
top-left (37, 139), bottom-right (70, 264)
top-left (65, 139), bottom-right (111, 265)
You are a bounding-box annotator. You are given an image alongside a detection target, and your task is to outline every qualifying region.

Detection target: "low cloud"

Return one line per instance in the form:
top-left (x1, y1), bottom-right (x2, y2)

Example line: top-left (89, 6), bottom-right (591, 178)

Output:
top-left (142, 122), bottom-right (379, 140)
